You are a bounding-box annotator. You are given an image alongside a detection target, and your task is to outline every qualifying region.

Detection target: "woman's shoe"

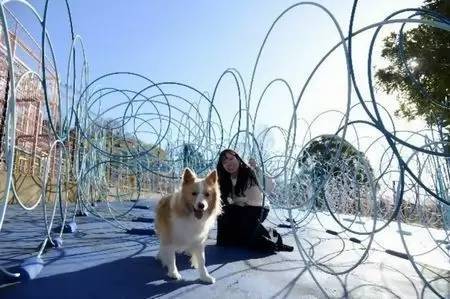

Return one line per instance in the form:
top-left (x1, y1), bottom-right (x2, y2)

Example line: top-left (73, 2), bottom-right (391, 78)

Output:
top-left (276, 243), bottom-right (294, 252)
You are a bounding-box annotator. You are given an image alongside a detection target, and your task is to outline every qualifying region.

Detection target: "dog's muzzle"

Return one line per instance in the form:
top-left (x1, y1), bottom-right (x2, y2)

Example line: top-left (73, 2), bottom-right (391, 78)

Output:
top-left (193, 208), bottom-right (204, 219)
top-left (193, 202), bottom-right (206, 219)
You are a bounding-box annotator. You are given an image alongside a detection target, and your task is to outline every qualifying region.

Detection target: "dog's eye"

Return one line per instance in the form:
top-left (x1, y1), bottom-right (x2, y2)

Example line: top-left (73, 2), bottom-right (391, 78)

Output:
top-left (204, 192), bottom-right (210, 197)
top-left (192, 192), bottom-right (198, 196)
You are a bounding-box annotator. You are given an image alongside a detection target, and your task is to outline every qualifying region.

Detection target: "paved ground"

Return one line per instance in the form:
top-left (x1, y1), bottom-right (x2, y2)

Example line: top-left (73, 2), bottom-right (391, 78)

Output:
top-left (0, 199), bottom-right (448, 298)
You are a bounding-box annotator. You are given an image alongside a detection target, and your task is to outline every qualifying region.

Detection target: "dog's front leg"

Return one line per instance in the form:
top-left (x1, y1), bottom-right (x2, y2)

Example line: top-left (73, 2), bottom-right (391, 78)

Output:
top-left (191, 245), bottom-right (215, 284)
top-left (162, 246), bottom-right (181, 280)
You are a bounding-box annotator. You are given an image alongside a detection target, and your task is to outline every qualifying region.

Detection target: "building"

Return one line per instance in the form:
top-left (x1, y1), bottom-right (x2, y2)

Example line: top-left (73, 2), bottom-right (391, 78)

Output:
top-left (0, 8), bottom-right (61, 204)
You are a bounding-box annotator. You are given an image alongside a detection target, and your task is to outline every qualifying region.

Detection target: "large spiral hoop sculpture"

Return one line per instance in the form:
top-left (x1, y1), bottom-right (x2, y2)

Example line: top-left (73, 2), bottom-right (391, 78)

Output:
top-left (0, 0), bottom-right (448, 297)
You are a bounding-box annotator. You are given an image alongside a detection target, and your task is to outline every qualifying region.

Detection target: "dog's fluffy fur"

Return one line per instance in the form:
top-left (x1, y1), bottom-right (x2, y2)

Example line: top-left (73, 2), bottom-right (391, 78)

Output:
top-left (155, 168), bottom-right (221, 283)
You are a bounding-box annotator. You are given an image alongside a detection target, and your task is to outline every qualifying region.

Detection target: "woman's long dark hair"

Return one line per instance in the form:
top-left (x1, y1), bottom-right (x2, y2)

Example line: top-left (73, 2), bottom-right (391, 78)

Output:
top-left (216, 149), bottom-right (259, 203)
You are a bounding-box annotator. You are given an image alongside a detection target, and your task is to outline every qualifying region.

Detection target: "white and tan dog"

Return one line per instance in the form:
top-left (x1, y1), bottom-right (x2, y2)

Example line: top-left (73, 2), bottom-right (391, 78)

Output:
top-left (155, 168), bottom-right (221, 283)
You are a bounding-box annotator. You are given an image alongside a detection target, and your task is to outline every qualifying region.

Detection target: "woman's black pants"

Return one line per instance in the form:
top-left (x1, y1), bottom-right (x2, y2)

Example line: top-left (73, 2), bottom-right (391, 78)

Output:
top-left (216, 204), bottom-right (278, 252)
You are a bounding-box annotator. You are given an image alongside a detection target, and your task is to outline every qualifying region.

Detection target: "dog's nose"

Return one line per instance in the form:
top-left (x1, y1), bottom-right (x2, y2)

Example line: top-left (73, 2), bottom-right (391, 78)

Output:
top-left (197, 202), bottom-right (205, 210)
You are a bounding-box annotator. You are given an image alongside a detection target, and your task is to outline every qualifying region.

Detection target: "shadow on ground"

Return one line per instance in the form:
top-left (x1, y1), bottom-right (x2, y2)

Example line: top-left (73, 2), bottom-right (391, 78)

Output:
top-left (0, 245), bottom-right (272, 299)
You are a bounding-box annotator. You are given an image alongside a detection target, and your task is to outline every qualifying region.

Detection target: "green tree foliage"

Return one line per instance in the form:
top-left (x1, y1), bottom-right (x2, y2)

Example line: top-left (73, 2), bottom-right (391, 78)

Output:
top-left (298, 135), bottom-right (375, 209)
top-left (375, 0), bottom-right (450, 133)
top-left (299, 135), bottom-right (374, 183)
top-left (182, 143), bottom-right (207, 174)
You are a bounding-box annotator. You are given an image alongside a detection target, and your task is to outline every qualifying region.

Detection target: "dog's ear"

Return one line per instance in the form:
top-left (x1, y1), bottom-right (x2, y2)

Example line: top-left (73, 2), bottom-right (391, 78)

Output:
top-left (205, 170), bottom-right (217, 184)
top-left (182, 168), bottom-right (196, 184)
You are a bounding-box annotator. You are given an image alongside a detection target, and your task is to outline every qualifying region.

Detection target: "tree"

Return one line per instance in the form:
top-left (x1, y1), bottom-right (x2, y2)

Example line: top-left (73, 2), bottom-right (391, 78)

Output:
top-left (298, 135), bottom-right (375, 210)
top-left (375, 0), bottom-right (450, 138)
top-left (182, 143), bottom-right (207, 174)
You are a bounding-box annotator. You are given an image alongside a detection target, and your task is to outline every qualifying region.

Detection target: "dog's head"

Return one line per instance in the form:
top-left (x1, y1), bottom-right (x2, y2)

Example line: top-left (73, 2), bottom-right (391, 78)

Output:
top-left (180, 168), bottom-right (221, 220)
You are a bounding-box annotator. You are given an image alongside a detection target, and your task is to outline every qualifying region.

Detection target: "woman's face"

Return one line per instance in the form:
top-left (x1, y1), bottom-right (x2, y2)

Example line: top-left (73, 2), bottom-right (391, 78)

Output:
top-left (222, 152), bottom-right (240, 176)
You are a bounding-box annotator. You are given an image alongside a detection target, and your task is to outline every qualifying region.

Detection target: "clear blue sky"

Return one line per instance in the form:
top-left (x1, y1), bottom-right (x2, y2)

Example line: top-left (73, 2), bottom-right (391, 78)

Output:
top-left (7, 0), bottom-right (426, 155)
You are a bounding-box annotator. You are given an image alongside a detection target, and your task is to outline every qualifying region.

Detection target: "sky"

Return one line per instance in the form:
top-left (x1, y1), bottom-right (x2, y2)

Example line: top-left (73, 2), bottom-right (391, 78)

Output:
top-left (5, 0), bottom-right (433, 176)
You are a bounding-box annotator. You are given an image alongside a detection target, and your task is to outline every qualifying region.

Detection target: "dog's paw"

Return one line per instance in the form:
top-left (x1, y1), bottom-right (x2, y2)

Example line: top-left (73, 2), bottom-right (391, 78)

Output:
top-left (200, 274), bottom-right (215, 284)
top-left (168, 271), bottom-right (182, 280)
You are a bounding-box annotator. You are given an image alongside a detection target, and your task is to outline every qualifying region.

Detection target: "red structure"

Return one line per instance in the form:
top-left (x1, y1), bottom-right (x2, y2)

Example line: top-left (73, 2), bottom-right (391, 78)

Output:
top-left (0, 8), bottom-right (59, 180)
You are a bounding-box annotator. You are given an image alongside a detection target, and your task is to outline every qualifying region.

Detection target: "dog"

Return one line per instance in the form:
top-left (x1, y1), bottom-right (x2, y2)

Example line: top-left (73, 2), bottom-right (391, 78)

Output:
top-left (155, 168), bottom-right (222, 283)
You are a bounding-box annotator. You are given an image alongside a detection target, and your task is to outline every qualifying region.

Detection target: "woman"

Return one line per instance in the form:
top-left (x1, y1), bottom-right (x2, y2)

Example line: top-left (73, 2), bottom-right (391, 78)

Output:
top-left (216, 149), bottom-right (293, 252)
